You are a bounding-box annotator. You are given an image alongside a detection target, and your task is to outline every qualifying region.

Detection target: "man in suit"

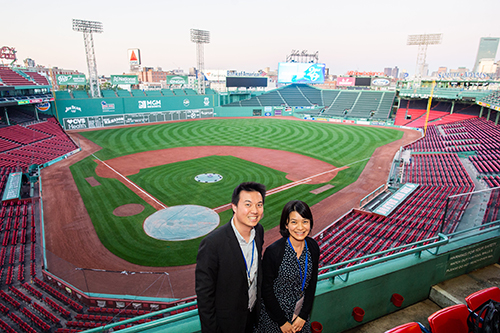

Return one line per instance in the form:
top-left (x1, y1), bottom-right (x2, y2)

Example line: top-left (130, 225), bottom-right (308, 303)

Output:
top-left (196, 182), bottom-right (266, 333)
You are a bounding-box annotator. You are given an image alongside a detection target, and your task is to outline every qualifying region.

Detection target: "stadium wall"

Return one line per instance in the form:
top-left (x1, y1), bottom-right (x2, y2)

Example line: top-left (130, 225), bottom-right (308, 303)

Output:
top-left (54, 95), bottom-right (216, 130)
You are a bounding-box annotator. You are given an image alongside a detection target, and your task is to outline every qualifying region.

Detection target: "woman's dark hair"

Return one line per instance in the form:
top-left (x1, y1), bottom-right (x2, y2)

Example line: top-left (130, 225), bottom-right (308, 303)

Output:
top-left (279, 200), bottom-right (313, 238)
top-left (231, 182), bottom-right (266, 206)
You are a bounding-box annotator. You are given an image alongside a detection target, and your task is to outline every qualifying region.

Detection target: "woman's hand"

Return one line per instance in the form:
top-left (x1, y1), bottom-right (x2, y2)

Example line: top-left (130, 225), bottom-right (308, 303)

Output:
top-left (280, 321), bottom-right (295, 333)
top-left (292, 316), bottom-right (306, 332)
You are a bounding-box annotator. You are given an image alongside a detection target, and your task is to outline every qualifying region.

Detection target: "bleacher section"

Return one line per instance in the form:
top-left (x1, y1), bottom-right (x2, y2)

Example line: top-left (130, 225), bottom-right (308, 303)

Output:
top-left (0, 118), bottom-right (78, 168)
top-left (313, 118), bottom-right (500, 274)
top-left (23, 72), bottom-right (50, 86)
top-left (54, 91), bottom-right (72, 100)
top-left (101, 90), bottom-right (117, 98)
top-left (71, 91), bottom-right (89, 99)
top-left (117, 90), bottom-right (131, 97)
top-left (0, 67), bottom-right (34, 86)
top-left (315, 152), bottom-right (474, 272)
top-left (224, 85), bottom-right (395, 119)
top-left (131, 89), bottom-right (145, 97)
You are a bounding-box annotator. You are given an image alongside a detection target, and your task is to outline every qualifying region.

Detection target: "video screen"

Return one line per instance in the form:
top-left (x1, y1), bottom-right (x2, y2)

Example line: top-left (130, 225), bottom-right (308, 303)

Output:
top-left (278, 63), bottom-right (325, 84)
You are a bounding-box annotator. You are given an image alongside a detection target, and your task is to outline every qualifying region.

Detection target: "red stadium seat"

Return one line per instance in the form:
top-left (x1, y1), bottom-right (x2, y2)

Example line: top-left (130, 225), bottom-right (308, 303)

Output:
top-left (428, 304), bottom-right (469, 333)
top-left (465, 286), bottom-right (500, 311)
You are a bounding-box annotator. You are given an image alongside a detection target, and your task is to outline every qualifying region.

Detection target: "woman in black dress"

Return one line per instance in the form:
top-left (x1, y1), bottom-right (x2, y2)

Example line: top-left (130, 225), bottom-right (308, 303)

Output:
top-left (256, 200), bottom-right (320, 333)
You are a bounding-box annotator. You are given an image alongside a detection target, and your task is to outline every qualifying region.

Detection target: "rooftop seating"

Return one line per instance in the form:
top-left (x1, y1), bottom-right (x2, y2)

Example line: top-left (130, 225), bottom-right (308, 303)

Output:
top-left (72, 90), bottom-right (89, 99)
top-left (117, 90), bottom-right (131, 97)
top-left (24, 71), bottom-right (50, 85)
top-left (0, 67), bottom-right (34, 86)
top-left (55, 91), bottom-right (72, 99)
top-left (145, 90), bottom-right (162, 97)
top-left (101, 90), bottom-right (117, 98)
top-left (132, 89), bottom-right (145, 97)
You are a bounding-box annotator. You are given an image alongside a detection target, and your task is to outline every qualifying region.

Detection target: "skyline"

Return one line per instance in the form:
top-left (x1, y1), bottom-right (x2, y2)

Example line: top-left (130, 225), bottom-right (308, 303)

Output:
top-left (1, 0), bottom-right (499, 77)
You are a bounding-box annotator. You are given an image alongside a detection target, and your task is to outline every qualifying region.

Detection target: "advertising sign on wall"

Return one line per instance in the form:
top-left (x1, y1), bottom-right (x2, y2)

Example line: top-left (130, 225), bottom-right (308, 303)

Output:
top-left (56, 74), bottom-right (86, 86)
top-left (111, 75), bottom-right (138, 85)
top-left (336, 77), bottom-right (356, 86)
top-left (166, 76), bottom-right (188, 85)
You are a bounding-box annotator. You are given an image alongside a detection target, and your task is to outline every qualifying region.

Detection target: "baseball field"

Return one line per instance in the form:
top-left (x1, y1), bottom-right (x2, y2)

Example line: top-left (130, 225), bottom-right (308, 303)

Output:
top-left (68, 117), bottom-right (403, 267)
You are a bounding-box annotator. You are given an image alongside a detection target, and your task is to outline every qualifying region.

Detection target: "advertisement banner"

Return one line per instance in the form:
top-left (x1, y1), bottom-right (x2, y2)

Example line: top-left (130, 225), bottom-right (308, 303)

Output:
top-left (56, 74), bottom-right (86, 86)
top-left (166, 76), bottom-right (188, 85)
top-left (111, 75), bottom-right (138, 85)
top-left (371, 78), bottom-right (390, 87)
top-left (336, 77), bottom-right (355, 86)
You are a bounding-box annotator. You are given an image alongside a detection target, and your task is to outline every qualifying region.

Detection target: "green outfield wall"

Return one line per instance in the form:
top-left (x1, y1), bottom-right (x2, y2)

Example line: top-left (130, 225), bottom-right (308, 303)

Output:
top-left (54, 95), bottom-right (217, 130)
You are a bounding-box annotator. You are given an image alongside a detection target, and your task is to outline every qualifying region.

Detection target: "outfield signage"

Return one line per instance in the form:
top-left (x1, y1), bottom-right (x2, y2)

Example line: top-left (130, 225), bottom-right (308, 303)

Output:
top-left (63, 109), bottom-right (214, 130)
top-left (111, 75), bottom-right (138, 85)
top-left (56, 74), bottom-right (87, 86)
top-left (166, 75), bottom-right (188, 85)
top-left (373, 183), bottom-right (419, 216)
top-left (2, 172), bottom-right (22, 202)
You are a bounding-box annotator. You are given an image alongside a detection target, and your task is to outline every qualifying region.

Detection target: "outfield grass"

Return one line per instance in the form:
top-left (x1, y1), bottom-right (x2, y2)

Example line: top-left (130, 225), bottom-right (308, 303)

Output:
top-left (71, 118), bottom-right (403, 266)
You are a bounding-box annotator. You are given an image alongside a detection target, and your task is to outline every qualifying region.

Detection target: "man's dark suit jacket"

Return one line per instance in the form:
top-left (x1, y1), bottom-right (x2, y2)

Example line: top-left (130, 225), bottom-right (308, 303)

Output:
top-left (195, 221), bottom-right (264, 333)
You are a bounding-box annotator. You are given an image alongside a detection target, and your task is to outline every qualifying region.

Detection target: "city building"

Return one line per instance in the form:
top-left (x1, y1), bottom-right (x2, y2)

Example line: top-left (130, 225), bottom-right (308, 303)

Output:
top-left (473, 37), bottom-right (500, 72)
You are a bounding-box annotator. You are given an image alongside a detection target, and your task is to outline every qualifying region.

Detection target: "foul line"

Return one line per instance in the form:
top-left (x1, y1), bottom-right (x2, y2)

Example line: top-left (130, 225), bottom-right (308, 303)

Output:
top-left (213, 157), bottom-right (371, 213)
top-left (92, 154), bottom-right (168, 210)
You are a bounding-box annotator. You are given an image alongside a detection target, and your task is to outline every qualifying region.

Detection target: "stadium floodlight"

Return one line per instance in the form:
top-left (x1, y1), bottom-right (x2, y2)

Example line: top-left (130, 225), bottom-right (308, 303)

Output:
top-left (72, 19), bottom-right (103, 33)
top-left (407, 33), bottom-right (442, 82)
top-left (73, 19), bottom-right (103, 98)
top-left (190, 29), bottom-right (210, 95)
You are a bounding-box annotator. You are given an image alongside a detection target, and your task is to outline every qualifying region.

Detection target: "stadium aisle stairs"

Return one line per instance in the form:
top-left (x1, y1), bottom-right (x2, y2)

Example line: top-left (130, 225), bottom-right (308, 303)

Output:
top-left (342, 263), bottom-right (500, 332)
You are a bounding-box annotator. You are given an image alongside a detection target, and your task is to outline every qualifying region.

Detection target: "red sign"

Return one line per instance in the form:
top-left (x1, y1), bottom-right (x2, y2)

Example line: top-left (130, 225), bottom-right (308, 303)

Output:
top-left (0, 46), bottom-right (17, 60)
top-left (337, 77), bottom-right (355, 86)
top-left (346, 71), bottom-right (384, 77)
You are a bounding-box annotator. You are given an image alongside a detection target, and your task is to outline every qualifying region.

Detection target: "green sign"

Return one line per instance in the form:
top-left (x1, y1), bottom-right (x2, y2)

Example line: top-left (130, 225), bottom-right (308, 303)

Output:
top-left (111, 75), bottom-right (138, 85)
top-left (167, 75), bottom-right (188, 85)
top-left (2, 172), bottom-right (22, 201)
top-left (56, 74), bottom-right (87, 86)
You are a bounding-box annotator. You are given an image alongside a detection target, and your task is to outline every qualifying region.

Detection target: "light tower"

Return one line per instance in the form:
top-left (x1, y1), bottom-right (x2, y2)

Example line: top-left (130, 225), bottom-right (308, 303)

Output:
top-left (190, 29), bottom-right (210, 95)
top-left (407, 33), bottom-right (442, 82)
top-left (72, 19), bottom-right (103, 98)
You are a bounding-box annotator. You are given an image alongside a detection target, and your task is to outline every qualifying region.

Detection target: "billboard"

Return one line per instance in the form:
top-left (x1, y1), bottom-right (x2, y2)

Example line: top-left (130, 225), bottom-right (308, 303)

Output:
top-left (278, 63), bottom-right (325, 84)
top-left (355, 77), bottom-right (372, 86)
top-left (371, 78), bottom-right (390, 87)
top-left (111, 75), bottom-right (138, 85)
top-left (128, 48), bottom-right (141, 66)
top-left (166, 75), bottom-right (189, 85)
top-left (337, 77), bottom-right (355, 87)
top-left (226, 77), bottom-right (267, 88)
top-left (56, 74), bottom-right (86, 86)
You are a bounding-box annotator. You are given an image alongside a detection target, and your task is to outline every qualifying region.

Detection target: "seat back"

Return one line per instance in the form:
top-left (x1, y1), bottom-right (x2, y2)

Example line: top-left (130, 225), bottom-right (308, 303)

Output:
top-left (466, 287), bottom-right (500, 311)
top-left (428, 304), bottom-right (469, 333)
top-left (385, 322), bottom-right (422, 333)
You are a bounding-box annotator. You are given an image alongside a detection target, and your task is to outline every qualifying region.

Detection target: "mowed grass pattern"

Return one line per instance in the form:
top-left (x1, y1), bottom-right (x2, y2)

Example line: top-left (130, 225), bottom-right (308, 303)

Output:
top-left (71, 118), bottom-right (403, 266)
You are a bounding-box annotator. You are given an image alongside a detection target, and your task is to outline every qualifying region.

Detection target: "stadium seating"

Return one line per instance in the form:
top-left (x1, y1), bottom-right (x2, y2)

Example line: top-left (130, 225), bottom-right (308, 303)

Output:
top-left (24, 72), bottom-right (50, 85)
top-left (72, 90), bottom-right (89, 99)
top-left (427, 304), bottom-right (469, 333)
top-left (0, 67), bottom-right (34, 86)
top-left (465, 286), bottom-right (500, 311)
top-left (102, 90), bottom-right (117, 98)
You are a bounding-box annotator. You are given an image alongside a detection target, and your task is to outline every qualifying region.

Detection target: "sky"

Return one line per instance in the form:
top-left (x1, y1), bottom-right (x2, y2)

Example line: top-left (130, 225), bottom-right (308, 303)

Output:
top-left (1, 0), bottom-right (499, 77)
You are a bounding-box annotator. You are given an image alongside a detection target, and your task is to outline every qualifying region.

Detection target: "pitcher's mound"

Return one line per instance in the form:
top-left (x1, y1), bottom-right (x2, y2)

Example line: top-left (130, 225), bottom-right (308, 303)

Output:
top-left (143, 205), bottom-right (220, 241)
top-left (113, 204), bottom-right (145, 217)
